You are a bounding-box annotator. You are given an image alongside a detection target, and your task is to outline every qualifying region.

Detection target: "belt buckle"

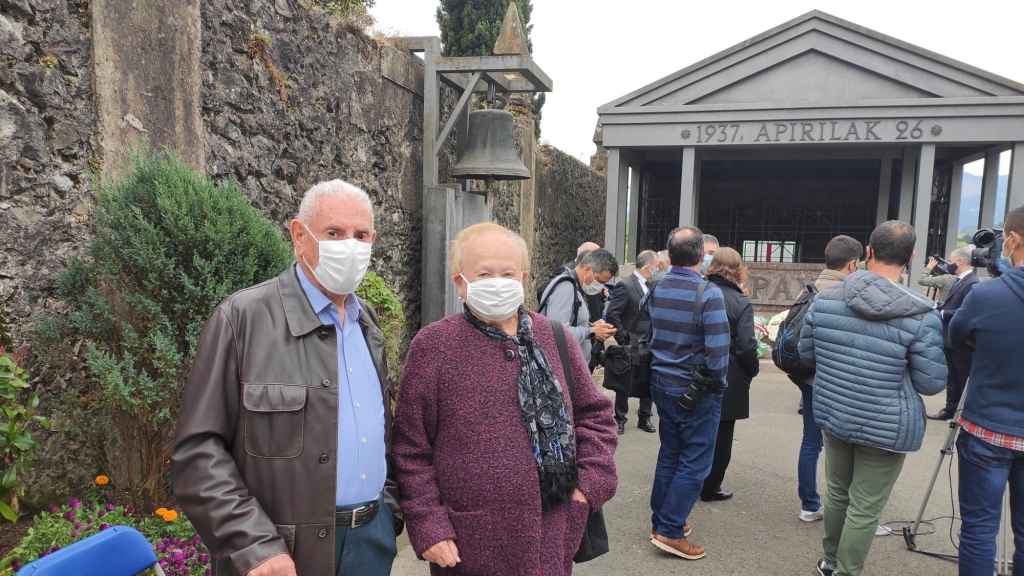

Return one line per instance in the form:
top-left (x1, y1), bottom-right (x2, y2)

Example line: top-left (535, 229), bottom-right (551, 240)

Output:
top-left (351, 504), bottom-right (367, 529)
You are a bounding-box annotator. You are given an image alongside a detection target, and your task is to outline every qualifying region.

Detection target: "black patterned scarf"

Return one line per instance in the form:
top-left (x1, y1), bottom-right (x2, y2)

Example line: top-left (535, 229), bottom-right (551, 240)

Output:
top-left (464, 306), bottom-right (578, 510)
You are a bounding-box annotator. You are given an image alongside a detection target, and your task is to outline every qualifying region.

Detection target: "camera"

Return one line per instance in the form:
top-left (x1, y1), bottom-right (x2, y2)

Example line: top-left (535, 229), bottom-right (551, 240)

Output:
top-left (970, 228), bottom-right (1004, 277)
top-left (677, 365), bottom-right (723, 411)
top-left (928, 255), bottom-right (955, 276)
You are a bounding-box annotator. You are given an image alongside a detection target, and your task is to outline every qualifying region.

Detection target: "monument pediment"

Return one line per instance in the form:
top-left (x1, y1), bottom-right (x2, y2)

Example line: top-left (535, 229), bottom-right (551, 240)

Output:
top-left (601, 10), bottom-right (1024, 112)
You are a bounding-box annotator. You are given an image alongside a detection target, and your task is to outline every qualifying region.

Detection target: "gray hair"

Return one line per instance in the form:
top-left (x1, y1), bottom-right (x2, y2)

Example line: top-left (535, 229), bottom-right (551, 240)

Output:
top-left (657, 249), bottom-right (669, 261)
top-left (703, 234), bottom-right (720, 247)
top-left (637, 250), bottom-right (657, 269)
top-left (951, 245), bottom-right (973, 265)
top-left (296, 179), bottom-right (374, 224)
top-left (579, 248), bottom-right (620, 277)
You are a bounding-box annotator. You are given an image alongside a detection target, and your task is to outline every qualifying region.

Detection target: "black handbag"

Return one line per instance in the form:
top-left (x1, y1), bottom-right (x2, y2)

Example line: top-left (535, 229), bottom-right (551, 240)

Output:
top-left (600, 344), bottom-right (631, 394)
top-left (549, 319), bottom-right (610, 564)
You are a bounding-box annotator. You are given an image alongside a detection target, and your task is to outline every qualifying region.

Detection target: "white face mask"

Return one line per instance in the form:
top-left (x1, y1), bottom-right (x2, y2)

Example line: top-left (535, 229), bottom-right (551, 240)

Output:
top-left (582, 281), bottom-right (604, 296)
top-left (302, 223), bottom-right (372, 295)
top-left (462, 275), bottom-right (524, 321)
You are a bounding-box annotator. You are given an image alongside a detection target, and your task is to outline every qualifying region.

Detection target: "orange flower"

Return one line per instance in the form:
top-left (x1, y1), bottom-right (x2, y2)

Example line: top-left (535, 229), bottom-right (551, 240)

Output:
top-left (162, 509), bottom-right (179, 522)
top-left (155, 507), bottom-right (169, 517)
top-left (94, 475), bottom-right (110, 486)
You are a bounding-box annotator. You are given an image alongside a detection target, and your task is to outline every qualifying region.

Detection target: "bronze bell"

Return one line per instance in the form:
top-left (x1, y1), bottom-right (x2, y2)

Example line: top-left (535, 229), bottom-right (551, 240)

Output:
top-left (451, 109), bottom-right (531, 181)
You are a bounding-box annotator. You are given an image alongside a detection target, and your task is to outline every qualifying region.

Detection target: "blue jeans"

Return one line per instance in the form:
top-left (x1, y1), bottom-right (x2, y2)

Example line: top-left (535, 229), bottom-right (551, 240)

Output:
top-left (799, 383), bottom-right (823, 512)
top-left (957, 432), bottom-right (1023, 576)
top-left (335, 497), bottom-right (397, 576)
top-left (650, 380), bottom-right (722, 539)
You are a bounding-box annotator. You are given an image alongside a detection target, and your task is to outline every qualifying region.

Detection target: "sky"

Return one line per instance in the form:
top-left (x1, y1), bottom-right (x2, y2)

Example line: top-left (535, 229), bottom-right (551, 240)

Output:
top-left (370, 1), bottom-right (1024, 174)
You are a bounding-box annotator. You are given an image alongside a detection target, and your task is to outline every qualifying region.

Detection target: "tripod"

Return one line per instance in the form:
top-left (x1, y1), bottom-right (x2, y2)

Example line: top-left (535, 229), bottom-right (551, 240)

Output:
top-left (904, 378), bottom-right (1015, 575)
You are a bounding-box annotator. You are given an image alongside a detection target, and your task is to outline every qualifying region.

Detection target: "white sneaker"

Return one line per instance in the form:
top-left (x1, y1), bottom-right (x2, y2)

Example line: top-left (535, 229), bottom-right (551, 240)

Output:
top-left (799, 508), bottom-right (824, 522)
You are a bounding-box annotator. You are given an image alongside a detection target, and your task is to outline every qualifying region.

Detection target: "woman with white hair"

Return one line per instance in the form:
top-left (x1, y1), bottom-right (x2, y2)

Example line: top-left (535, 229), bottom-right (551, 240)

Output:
top-left (393, 222), bottom-right (618, 575)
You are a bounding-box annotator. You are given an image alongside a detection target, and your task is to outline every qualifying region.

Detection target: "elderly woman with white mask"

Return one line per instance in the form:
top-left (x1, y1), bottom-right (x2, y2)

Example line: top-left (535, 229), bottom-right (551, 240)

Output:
top-left (393, 222), bottom-right (618, 576)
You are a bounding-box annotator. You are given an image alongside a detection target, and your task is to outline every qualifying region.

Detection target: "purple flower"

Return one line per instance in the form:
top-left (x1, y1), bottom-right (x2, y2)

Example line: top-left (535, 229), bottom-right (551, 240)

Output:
top-left (68, 497), bottom-right (81, 510)
top-left (105, 503), bottom-right (116, 512)
top-left (100, 523), bottom-right (110, 530)
top-left (64, 510), bottom-right (75, 522)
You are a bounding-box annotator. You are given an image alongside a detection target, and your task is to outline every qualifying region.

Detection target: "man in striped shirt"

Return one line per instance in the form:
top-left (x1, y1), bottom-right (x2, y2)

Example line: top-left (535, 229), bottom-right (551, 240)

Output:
top-left (647, 226), bottom-right (730, 562)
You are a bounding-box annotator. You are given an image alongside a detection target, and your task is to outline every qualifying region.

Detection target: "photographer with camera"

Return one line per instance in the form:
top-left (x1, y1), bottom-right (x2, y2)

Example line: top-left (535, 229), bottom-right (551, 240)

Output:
top-left (918, 255), bottom-right (957, 302)
top-left (926, 245), bottom-right (978, 421)
top-left (646, 227), bottom-right (730, 562)
top-left (948, 205), bottom-right (1024, 576)
top-left (798, 220), bottom-right (947, 576)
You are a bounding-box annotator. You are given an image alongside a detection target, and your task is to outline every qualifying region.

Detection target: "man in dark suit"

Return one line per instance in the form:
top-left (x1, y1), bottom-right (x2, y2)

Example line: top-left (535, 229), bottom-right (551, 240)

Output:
top-left (605, 249), bottom-right (658, 435)
top-left (929, 245), bottom-right (980, 420)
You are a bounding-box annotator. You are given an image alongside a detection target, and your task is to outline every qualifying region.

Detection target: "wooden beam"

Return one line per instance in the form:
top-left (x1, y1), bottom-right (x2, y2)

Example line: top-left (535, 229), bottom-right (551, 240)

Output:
top-left (436, 55), bottom-right (553, 92)
top-left (435, 71), bottom-right (481, 156)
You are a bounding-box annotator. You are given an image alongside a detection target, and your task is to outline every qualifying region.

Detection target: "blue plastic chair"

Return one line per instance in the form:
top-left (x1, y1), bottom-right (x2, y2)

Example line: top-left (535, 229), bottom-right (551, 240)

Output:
top-left (16, 525), bottom-right (165, 576)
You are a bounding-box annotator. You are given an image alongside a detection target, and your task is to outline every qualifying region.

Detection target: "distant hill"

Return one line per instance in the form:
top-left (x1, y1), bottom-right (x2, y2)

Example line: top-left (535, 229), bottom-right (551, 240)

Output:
top-left (959, 172), bottom-right (1009, 235)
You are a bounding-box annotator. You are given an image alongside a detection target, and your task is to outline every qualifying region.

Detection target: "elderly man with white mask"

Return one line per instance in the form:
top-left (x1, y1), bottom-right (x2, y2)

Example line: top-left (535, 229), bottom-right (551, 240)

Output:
top-left (394, 222), bottom-right (618, 576)
top-left (174, 179), bottom-right (400, 576)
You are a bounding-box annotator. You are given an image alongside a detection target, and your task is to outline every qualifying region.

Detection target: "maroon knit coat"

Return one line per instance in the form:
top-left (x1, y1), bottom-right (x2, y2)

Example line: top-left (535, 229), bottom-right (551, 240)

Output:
top-left (393, 312), bottom-right (618, 576)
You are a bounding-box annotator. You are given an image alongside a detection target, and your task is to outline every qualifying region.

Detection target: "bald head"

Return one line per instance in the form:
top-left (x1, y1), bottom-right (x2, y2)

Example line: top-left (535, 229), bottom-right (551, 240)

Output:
top-left (577, 241), bottom-right (600, 257)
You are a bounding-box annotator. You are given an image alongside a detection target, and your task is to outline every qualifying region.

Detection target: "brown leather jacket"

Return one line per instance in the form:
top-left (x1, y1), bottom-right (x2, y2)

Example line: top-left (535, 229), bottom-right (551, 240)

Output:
top-left (172, 265), bottom-right (400, 576)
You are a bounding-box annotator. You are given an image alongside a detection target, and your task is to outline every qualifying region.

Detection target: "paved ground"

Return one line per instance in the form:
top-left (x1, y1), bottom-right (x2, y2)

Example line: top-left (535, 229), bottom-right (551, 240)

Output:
top-left (393, 366), bottom-right (962, 575)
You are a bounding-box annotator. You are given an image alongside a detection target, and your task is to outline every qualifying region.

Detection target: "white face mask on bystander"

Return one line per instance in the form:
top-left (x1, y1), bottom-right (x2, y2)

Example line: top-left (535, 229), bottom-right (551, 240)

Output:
top-left (302, 222), bottom-right (372, 295)
top-left (462, 275), bottom-right (524, 321)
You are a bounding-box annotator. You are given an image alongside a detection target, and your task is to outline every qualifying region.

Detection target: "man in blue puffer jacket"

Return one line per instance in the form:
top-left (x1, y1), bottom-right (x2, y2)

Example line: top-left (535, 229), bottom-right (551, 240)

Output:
top-left (948, 204), bottom-right (1024, 576)
top-left (799, 220), bottom-right (947, 576)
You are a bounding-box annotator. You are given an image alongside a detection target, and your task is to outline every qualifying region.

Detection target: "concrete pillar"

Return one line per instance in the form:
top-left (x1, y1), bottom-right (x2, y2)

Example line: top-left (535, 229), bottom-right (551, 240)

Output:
top-left (679, 146), bottom-right (697, 227)
top-left (1008, 143), bottom-right (1024, 212)
top-left (92, 0), bottom-right (204, 177)
top-left (876, 158), bottom-right (893, 224)
top-left (979, 150), bottom-right (1001, 228)
top-left (911, 144), bottom-right (936, 286)
top-left (419, 41), bottom-right (445, 327)
top-left (604, 148), bottom-right (628, 261)
top-left (945, 162), bottom-right (965, 256)
top-left (443, 188), bottom-right (489, 315)
top-left (627, 162), bottom-right (641, 261)
top-left (898, 148), bottom-right (917, 223)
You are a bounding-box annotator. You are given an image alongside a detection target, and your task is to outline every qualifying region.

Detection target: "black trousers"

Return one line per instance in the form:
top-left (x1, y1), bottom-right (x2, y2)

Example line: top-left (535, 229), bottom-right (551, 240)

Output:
top-left (614, 390), bottom-right (652, 424)
top-left (944, 348), bottom-right (971, 411)
top-left (702, 419), bottom-right (736, 497)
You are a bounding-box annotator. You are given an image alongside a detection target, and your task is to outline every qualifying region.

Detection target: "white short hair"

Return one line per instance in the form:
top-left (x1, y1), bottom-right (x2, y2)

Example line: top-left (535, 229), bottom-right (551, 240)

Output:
top-left (951, 246), bottom-right (972, 264)
top-left (296, 179), bottom-right (374, 224)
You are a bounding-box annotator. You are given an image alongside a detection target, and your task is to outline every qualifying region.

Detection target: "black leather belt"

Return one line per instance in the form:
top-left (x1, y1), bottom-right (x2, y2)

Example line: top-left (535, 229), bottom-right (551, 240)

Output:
top-left (335, 501), bottom-right (379, 529)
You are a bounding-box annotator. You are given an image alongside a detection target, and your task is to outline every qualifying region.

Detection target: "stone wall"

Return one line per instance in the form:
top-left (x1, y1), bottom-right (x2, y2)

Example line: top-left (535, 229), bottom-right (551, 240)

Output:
top-left (532, 144), bottom-right (606, 296)
top-left (1, 0), bottom-right (96, 334)
top-left (201, 0), bottom-right (432, 327)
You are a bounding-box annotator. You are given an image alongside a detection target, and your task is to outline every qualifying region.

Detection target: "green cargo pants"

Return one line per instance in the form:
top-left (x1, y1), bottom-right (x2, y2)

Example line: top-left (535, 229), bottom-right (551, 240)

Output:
top-left (823, 433), bottom-right (906, 576)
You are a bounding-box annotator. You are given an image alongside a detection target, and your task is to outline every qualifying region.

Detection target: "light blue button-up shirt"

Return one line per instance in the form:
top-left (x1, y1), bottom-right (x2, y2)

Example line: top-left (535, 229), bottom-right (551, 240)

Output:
top-left (297, 267), bottom-right (387, 507)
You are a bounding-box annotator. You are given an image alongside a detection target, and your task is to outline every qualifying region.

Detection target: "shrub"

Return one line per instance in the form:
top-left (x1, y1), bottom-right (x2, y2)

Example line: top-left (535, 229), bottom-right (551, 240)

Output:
top-left (355, 270), bottom-right (404, 384)
top-left (0, 347), bottom-right (47, 522)
top-left (37, 152), bottom-right (292, 508)
top-left (312, 0), bottom-right (375, 31)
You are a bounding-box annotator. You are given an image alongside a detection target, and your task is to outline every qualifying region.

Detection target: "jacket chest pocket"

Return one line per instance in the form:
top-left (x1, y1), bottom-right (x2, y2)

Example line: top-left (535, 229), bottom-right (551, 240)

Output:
top-left (242, 384), bottom-right (308, 458)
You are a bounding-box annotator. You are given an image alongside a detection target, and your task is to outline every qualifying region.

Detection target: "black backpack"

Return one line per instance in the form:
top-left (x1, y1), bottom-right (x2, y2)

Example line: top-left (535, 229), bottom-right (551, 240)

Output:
top-left (771, 284), bottom-right (818, 380)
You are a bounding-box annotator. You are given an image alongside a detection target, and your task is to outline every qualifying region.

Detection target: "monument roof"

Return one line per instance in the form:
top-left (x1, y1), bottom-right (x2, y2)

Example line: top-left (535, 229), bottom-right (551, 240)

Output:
top-left (599, 10), bottom-right (1024, 114)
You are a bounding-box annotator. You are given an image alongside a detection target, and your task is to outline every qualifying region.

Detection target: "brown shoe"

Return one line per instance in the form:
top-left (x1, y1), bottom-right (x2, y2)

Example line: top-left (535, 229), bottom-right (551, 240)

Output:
top-left (650, 523), bottom-right (693, 539)
top-left (650, 533), bottom-right (705, 560)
